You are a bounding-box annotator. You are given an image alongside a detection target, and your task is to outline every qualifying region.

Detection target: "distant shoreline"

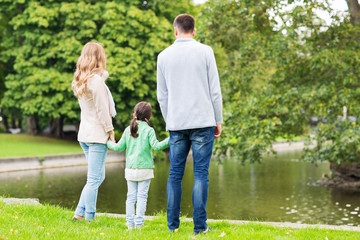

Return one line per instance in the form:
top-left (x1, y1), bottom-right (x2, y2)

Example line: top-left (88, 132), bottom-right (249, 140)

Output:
top-left (0, 141), bottom-right (313, 173)
top-left (0, 151), bottom-right (125, 173)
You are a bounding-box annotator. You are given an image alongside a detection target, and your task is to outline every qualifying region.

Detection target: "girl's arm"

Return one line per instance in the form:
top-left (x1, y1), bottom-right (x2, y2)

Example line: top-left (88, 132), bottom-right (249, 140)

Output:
top-left (107, 129), bottom-right (127, 151)
top-left (148, 128), bottom-right (169, 151)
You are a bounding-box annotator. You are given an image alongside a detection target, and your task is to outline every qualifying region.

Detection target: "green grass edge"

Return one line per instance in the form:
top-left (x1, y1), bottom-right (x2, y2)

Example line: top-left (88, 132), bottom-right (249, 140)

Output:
top-left (0, 197), bottom-right (359, 240)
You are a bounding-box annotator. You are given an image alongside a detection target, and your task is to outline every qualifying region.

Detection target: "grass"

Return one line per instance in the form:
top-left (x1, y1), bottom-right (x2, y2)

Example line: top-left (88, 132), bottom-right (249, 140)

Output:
top-left (275, 135), bottom-right (305, 142)
top-left (0, 133), bottom-right (308, 158)
top-left (0, 200), bottom-right (359, 240)
top-left (0, 134), bottom-right (82, 158)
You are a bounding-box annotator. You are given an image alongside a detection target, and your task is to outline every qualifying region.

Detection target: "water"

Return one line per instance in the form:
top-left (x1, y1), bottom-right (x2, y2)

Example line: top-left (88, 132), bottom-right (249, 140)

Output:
top-left (1, 150), bottom-right (360, 226)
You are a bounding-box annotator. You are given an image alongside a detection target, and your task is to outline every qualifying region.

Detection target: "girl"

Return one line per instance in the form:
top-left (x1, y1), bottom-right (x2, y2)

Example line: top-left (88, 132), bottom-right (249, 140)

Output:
top-left (72, 42), bottom-right (116, 221)
top-left (107, 101), bottom-right (169, 229)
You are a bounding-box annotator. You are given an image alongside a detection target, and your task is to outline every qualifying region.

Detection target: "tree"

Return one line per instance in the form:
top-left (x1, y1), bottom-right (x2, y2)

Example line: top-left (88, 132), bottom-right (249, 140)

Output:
top-left (346, 0), bottom-right (360, 25)
top-left (265, 0), bottom-right (360, 186)
top-left (198, 0), bottom-right (360, 188)
top-left (0, 8), bottom-right (23, 133)
top-left (197, 0), bottom-right (288, 162)
top-left (0, 0), bottom-right (194, 137)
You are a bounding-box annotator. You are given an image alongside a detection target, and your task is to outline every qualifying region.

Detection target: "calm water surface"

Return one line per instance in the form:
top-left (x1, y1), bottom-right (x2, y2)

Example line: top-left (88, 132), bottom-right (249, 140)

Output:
top-left (1, 151), bottom-right (360, 226)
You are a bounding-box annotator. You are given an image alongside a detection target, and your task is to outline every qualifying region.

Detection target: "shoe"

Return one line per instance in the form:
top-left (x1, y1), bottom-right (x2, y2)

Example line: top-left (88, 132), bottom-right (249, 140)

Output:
top-left (194, 227), bottom-right (212, 235)
top-left (169, 228), bottom-right (179, 233)
top-left (72, 215), bottom-right (83, 221)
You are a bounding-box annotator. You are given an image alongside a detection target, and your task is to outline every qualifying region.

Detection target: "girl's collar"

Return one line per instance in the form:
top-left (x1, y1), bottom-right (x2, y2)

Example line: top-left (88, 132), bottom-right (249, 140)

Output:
top-left (136, 120), bottom-right (148, 124)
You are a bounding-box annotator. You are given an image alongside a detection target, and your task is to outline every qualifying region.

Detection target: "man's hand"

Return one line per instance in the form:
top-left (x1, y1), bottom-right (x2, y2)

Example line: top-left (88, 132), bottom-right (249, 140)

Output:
top-left (109, 130), bottom-right (115, 143)
top-left (214, 124), bottom-right (222, 139)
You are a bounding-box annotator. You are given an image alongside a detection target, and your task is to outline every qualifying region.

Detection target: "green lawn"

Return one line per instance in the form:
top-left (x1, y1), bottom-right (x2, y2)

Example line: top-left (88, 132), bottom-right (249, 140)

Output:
top-left (0, 200), bottom-right (359, 240)
top-left (274, 135), bottom-right (305, 142)
top-left (0, 134), bottom-right (82, 158)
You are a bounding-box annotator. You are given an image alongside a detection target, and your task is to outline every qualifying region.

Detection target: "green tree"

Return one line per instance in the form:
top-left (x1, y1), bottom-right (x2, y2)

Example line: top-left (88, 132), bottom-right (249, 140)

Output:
top-left (0, 7), bottom-right (23, 132)
top-left (0, 0), bottom-right (194, 137)
top-left (197, 0), bottom-right (286, 162)
top-left (266, 0), bottom-right (360, 183)
top-left (199, 0), bottom-right (360, 184)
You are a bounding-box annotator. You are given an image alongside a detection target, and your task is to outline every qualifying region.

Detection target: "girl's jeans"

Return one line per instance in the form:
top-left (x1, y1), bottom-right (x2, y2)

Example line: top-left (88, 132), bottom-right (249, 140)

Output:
top-left (126, 179), bottom-right (151, 227)
top-left (167, 127), bottom-right (214, 233)
top-left (75, 142), bottom-right (107, 221)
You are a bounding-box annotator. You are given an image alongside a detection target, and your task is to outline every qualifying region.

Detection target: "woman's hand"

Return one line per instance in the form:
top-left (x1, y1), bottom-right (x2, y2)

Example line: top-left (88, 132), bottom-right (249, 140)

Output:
top-left (109, 130), bottom-right (115, 143)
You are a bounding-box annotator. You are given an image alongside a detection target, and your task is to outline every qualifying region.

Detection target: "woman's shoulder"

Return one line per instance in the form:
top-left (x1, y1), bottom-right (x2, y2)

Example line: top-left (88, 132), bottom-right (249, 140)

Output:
top-left (87, 74), bottom-right (104, 89)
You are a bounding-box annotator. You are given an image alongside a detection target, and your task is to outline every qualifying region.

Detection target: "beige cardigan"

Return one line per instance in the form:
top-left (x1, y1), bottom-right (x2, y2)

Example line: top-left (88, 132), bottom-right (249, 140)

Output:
top-left (77, 73), bottom-right (114, 144)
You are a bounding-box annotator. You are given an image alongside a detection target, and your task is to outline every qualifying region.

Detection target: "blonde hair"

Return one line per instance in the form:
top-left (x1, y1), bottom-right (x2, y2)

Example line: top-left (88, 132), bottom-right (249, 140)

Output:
top-left (72, 42), bottom-right (106, 98)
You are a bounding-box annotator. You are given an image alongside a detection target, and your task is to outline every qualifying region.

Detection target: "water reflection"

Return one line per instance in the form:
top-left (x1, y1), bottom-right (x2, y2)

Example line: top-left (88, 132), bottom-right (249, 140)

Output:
top-left (1, 151), bottom-right (360, 226)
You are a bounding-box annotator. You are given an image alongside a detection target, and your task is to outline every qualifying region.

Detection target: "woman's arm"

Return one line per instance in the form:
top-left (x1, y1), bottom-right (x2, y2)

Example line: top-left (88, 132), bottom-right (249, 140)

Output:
top-left (91, 76), bottom-right (114, 133)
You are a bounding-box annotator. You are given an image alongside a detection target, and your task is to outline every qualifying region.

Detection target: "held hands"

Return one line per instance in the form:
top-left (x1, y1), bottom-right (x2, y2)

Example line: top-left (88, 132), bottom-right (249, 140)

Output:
top-left (214, 124), bottom-right (222, 139)
top-left (109, 130), bottom-right (115, 143)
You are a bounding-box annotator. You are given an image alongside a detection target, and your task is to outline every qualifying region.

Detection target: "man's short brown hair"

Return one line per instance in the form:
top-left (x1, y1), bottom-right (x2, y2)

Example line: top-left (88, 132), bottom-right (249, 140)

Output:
top-left (173, 14), bottom-right (195, 34)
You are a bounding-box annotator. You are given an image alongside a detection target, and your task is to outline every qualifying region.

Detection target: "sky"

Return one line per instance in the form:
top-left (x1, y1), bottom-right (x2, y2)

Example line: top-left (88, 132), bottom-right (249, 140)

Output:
top-left (192, 0), bottom-right (350, 26)
top-left (192, 0), bottom-right (349, 12)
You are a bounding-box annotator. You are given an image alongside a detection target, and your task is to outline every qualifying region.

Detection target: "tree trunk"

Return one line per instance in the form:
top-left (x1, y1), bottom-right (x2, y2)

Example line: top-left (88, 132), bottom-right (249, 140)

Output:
top-left (315, 163), bottom-right (360, 190)
top-left (346, 0), bottom-right (360, 25)
top-left (27, 116), bottom-right (38, 135)
top-left (1, 114), bottom-right (9, 132)
top-left (18, 117), bottom-right (22, 129)
top-left (11, 115), bottom-right (16, 128)
top-left (50, 117), bottom-right (63, 138)
top-left (330, 162), bottom-right (360, 181)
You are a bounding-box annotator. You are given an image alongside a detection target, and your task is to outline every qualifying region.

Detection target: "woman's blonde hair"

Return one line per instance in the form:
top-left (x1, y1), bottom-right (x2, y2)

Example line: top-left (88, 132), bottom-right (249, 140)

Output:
top-left (72, 42), bottom-right (106, 98)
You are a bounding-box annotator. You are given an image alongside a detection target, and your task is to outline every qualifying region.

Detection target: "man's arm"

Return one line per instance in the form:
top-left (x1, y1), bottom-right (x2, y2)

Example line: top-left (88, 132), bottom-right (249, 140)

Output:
top-left (207, 47), bottom-right (223, 126)
top-left (157, 55), bottom-right (168, 121)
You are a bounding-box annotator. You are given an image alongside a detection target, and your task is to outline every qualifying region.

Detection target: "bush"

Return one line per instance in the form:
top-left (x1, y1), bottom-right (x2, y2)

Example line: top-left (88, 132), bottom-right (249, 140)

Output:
top-left (0, 126), bottom-right (6, 133)
top-left (114, 130), bottom-right (122, 141)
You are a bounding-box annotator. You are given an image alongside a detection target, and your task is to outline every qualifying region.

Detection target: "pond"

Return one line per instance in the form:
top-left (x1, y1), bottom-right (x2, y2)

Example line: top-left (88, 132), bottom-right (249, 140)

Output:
top-left (1, 150), bottom-right (360, 226)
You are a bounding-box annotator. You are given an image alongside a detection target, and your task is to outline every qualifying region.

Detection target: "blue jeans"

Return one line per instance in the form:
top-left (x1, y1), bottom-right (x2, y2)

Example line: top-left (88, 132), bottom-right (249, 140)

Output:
top-left (75, 142), bottom-right (107, 221)
top-left (167, 127), bottom-right (214, 232)
top-left (126, 179), bottom-right (151, 227)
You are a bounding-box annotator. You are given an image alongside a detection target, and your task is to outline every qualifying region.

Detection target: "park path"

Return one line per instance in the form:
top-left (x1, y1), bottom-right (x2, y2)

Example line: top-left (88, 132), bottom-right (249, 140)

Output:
top-left (97, 212), bottom-right (360, 232)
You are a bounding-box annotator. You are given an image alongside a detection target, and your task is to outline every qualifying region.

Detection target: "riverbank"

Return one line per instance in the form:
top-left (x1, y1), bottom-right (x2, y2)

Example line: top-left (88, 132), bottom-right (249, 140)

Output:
top-left (1, 198), bottom-right (359, 239)
top-left (0, 140), bottom-right (308, 173)
top-left (0, 151), bottom-right (125, 173)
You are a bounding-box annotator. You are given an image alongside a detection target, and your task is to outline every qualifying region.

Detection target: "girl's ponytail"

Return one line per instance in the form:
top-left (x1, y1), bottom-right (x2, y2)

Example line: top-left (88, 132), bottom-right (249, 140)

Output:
top-left (130, 101), bottom-right (152, 138)
top-left (130, 118), bottom-right (139, 138)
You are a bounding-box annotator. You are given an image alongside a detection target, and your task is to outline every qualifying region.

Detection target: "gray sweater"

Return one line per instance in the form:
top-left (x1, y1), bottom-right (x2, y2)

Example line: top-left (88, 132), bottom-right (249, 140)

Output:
top-left (157, 38), bottom-right (223, 131)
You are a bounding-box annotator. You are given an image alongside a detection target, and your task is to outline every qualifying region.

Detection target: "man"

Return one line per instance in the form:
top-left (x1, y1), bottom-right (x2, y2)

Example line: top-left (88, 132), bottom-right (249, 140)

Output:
top-left (156, 14), bottom-right (223, 234)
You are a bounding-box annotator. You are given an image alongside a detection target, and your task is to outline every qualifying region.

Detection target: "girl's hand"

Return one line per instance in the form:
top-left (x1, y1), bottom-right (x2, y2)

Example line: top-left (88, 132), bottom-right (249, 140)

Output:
top-left (109, 130), bottom-right (115, 142)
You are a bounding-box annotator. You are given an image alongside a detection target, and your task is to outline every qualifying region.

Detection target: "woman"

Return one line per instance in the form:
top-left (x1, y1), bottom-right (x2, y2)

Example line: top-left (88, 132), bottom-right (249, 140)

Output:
top-left (71, 42), bottom-right (116, 221)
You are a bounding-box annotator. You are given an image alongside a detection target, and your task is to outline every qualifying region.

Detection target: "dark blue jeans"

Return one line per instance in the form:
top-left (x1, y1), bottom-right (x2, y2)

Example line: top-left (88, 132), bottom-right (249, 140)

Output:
top-left (167, 127), bottom-right (214, 232)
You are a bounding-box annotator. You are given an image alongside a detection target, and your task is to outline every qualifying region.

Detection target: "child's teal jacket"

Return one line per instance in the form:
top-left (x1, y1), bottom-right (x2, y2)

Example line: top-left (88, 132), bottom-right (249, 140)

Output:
top-left (107, 121), bottom-right (169, 169)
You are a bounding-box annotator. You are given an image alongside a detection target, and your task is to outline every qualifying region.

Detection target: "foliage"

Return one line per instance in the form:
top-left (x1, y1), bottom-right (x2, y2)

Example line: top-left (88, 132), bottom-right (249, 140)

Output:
top-left (292, 22), bottom-right (360, 164)
top-left (1, 0), bottom-right (359, 167)
top-left (0, 0), bottom-right (193, 136)
top-left (198, 0), bottom-right (360, 166)
top-left (197, 0), bottom-right (285, 162)
top-left (1, 200), bottom-right (359, 239)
